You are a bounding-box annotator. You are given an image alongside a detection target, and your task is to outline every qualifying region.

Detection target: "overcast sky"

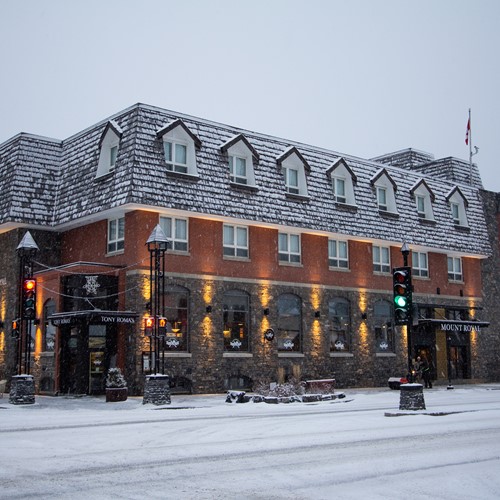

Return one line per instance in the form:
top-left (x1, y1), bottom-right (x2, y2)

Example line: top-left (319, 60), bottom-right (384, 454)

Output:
top-left (1, 0), bottom-right (499, 191)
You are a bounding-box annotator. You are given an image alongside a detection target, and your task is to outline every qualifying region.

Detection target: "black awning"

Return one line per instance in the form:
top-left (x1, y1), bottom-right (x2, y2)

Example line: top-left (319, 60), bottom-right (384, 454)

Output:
top-left (417, 319), bottom-right (489, 332)
top-left (49, 310), bottom-right (138, 326)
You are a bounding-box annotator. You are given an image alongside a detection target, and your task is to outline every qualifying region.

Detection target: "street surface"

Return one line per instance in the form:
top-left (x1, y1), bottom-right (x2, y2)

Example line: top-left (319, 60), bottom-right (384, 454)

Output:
top-left (1, 386), bottom-right (500, 499)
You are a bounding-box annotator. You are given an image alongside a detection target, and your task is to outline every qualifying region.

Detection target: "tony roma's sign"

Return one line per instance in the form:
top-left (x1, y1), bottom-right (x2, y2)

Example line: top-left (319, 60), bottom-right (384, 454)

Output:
top-left (50, 311), bottom-right (137, 326)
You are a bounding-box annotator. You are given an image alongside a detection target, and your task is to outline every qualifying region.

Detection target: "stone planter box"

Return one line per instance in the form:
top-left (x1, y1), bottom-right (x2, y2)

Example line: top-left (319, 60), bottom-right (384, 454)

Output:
top-left (106, 387), bottom-right (128, 402)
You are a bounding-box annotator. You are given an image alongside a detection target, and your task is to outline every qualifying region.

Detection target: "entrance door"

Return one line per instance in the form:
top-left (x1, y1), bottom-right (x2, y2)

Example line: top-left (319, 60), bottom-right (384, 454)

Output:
top-left (450, 346), bottom-right (468, 379)
top-left (59, 325), bottom-right (89, 394)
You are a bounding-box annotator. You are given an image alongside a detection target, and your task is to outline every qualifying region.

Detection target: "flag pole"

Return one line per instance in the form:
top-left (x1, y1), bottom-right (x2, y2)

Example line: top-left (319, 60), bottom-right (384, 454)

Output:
top-left (468, 108), bottom-right (472, 185)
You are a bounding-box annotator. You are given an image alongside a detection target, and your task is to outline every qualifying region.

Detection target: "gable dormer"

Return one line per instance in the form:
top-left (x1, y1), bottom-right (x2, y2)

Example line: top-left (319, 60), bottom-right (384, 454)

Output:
top-left (410, 179), bottom-right (435, 221)
top-left (96, 120), bottom-right (122, 179)
top-left (446, 186), bottom-right (469, 227)
top-left (220, 134), bottom-right (259, 188)
top-left (370, 168), bottom-right (398, 215)
top-left (326, 158), bottom-right (357, 206)
top-left (156, 119), bottom-right (201, 176)
top-left (277, 146), bottom-right (310, 197)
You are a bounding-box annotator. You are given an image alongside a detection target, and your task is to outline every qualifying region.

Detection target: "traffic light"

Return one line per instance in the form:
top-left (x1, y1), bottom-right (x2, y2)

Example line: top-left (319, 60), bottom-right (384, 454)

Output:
top-left (23, 279), bottom-right (37, 319)
top-left (11, 319), bottom-right (20, 339)
top-left (393, 266), bottom-right (412, 325)
top-left (158, 317), bottom-right (167, 337)
top-left (144, 316), bottom-right (154, 336)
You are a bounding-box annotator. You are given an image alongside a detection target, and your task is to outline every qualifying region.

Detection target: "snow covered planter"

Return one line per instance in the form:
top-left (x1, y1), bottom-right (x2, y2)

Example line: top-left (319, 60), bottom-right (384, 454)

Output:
top-left (105, 368), bottom-right (128, 402)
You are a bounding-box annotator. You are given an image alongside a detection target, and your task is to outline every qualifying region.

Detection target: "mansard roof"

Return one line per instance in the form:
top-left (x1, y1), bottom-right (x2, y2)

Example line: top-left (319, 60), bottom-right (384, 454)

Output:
top-left (0, 103), bottom-right (491, 257)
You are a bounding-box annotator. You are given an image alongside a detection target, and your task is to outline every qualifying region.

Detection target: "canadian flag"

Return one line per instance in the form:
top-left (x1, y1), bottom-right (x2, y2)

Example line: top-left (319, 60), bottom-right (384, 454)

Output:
top-left (465, 118), bottom-right (470, 145)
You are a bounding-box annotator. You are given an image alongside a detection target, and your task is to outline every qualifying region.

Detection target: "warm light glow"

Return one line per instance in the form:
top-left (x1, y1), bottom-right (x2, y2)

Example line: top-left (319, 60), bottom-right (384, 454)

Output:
top-left (202, 316), bottom-right (213, 339)
top-left (0, 331), bottom-right (4, 353)
top-left (203, 281), bottom-right (214, 305)
top-left (358, 321), bottom-right (369, 352)
top-left (358, 290), bottom-right (367, 314)
top-left (310, 286), bottom-right (321, 311)
top-left (259, 283), bottom-right (271, 308)
top-left (310, 318), bottom-right (322, 358)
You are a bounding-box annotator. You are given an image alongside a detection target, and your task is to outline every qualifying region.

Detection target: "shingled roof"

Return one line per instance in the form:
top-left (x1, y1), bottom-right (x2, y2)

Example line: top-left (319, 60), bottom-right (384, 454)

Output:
top-left (0, 103), bottom-right (491, 257)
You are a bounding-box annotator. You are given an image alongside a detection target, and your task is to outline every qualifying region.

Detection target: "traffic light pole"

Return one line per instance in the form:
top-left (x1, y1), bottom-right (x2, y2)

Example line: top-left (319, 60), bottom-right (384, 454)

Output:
top-left (401, 245), bottom-right (413, 383)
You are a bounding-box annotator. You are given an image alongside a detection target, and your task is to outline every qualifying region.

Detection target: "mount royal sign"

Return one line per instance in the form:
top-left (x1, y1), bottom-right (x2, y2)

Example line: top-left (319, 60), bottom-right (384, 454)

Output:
top-left (440, 322), bottom-right (481, 333)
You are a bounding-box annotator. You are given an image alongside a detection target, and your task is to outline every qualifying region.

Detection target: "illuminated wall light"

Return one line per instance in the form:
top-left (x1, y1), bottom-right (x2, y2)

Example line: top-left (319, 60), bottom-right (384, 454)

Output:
top-left (0, 331), bottom-right (4, 353)
top-left (310, 286), bottom-right (321, 311)
top-left (259, 283), bottom-right (271, 308)
top-left (358, 290), bottom-right (367, 315)
top-left (203, 281), bottom-right (214, 306)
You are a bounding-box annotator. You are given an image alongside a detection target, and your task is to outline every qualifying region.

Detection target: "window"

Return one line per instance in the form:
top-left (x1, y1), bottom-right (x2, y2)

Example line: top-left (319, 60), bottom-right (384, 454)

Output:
top-left (163, 141), bottom-right (188, 173)
top-left (107, 217), bottom-right (124, 253)
top-left (109, 145), bottom-right (118, 169)
top-left (277, 293), bottom-right (302, 352)
top-left (43, 299), bottom-right (56, 352)
top-left (229, 156), bottom-right (248, 185)
top-left (326, 158), bottom-right (357, 206)
top-left (448, 256), bottom-right (463, 281)
top-left (223, 290), bottom-right (250, 351)
top-left (157, 119), bottom-right (201, 177)
top-left (96, 121), bottom-right (122, 178)
top-left (283, 166), bottom-right (299, 194)
top-left (160, 216), bottom-right (188, 252)
top-left (163, 286), bottom-right (189, 351)
top-left (412, 251), bottom-right (429, 278)
top-left (377, 186), bottom-right (387, 211)
top-left (221, 134), bottom-right (258, 188)
top-left (373, 245), bottom-right (390, 273)
top-left (374, 300), bottom-right (394, 353)
top-left (277, 147), bottom-right (310, 197)
top-left (328, 239), bottom-right (348, 269)
top-left (446, 187), bottom-right (469, 227)
top-left (278, 233), bottom-right (301, 264)
top-left (371, 169), bottom-right (398, 214)
top-left (332, 177), bottom-right (347, 204)
top-left (223, 225), bottom-right (248, 258)
top-left (329, 298), bottom-right (351, 352)
top-left (411, 179), bottom-right (435, 221)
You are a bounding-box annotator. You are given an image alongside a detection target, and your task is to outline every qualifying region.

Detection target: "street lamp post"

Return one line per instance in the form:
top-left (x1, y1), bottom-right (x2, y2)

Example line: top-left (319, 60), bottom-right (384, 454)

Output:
top-left (146, 224), bottom-right (168, 375)
top-left (16, 231), bottom-right (39, 375)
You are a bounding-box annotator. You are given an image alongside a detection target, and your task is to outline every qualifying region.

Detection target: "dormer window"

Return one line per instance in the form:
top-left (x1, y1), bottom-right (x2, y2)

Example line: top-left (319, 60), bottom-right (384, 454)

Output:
top-left (371, 168), bottom-right (398, 214)
top-left (446, 186), bottom-right (469, 227)
top-left (221, 134), bottom-right (259, 188)
top-left (157, 119), bottom-right (201, 177)
top-left (326, 158), bottom-right (357, 206)
top-left (96, 120), bottom-right (122, 178)
top-left (163, 140), bottom-right (187, 173)
top-left (277, 147), bottom-right (310, 198)
top-left (410, 179), bottom-right (435, 221)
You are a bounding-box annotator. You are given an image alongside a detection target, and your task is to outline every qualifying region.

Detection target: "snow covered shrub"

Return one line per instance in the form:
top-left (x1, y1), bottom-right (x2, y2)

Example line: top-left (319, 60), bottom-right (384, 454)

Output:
top-left (106, 368), bottom-right (127, 388)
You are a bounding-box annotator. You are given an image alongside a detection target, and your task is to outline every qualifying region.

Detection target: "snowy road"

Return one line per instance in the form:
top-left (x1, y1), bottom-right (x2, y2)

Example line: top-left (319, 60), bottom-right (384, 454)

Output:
top-left (1, 386), bottom-right (500, 499)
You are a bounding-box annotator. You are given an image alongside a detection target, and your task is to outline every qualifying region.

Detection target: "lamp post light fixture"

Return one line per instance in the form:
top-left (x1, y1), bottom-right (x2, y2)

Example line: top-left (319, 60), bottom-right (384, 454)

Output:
top-left (16, 231), bottom-right (39, 375)
top-left (146, 224), bottom-right (169, 375)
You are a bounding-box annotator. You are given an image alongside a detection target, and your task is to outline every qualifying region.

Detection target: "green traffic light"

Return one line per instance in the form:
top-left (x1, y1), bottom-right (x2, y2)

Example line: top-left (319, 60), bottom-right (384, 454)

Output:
top-left (394, 295), bottom-right (408, 307)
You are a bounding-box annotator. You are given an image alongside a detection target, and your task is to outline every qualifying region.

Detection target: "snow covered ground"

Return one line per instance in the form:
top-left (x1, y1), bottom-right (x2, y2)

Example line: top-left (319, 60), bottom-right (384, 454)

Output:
top-left (1, 384), bottom-right (500, 499)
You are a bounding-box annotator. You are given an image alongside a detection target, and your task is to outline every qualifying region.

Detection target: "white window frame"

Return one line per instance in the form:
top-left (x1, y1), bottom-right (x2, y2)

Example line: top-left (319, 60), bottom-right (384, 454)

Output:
top-left (159, 216), bottom-right (188, 252)
top-left (376, 186), bottom-right (387, 211)
top-left (371, 170), bottom-right (398, 214)
top-left (412, 251), bottom-right (429, 278)
top-left (372, 245), bottom-right (390, 273)
top-left (328, 239), bottom-right (349, 269)
top-left (447, 256), bottom-right (463, 281)
top-left (332, 177), bottom-right (347, 204)
top-left (107, 217), bottom-right (125, 254)
top-left (278, 232), bottom-right (301, 264)
top-left (412, 182), bottom-right (435, 221)
top-left (163, 140), bottom-right (188, 173)
top-left (223, 224), bottom-right (249, 258)
top-left (283, 166), bottom-right (300, 194)
top-left (229, 156), bottom-right (248, 185)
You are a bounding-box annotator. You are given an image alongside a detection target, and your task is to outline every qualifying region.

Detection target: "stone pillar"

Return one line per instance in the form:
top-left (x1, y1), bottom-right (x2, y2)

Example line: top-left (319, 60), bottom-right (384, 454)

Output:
top-left (143, 374), bottom-right (171, 405)
top-left (9, 374), bottom-right (35, 405)
top-left (399, 383), bottom-right (426, 410)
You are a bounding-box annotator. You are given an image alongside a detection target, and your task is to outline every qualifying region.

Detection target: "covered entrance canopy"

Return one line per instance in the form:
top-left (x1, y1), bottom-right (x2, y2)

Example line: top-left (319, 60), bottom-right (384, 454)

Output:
top-left (49, 310), bottom-right (138, 395)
